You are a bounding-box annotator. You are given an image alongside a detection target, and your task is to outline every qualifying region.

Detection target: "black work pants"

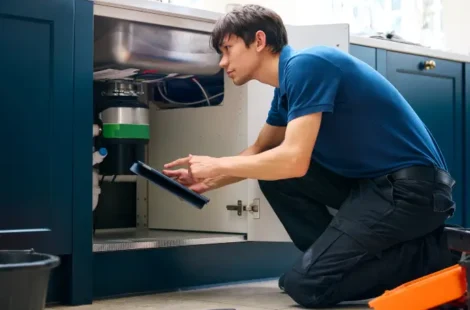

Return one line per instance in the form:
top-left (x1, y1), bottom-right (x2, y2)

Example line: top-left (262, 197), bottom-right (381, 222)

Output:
top-left (258, 160), bottom-right (456, 308)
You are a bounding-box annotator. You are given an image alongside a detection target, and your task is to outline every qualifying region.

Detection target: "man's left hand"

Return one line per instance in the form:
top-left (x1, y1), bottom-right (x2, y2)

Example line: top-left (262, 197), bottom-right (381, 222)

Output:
top-left (164, 155), bottom-right (223, 180)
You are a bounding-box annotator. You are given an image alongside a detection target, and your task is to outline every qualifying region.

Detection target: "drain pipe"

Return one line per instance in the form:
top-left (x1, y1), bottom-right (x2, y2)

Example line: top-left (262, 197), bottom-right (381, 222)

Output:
top-left (93, 124), bottom-right (107, 211)
top-left (93, 148), bottom-right (107, 211)
top-left (99, 175), bottom-right (137, 182)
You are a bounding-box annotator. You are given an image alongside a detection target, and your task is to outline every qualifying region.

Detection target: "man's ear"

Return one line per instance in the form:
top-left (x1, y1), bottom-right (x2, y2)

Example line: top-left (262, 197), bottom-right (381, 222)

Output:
top-left (254, 30), bottom-right (267, 52)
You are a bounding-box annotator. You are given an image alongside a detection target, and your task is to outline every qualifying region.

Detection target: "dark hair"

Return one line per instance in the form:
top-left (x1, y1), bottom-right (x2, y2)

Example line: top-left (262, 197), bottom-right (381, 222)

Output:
top-left (210, 4), bottom-right (288, 54)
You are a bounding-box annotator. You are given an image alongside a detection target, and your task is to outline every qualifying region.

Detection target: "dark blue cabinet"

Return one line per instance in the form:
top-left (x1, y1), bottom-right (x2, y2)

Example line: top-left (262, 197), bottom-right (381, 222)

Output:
top-left (0, 0), bottom-right (75, 254)
top-left (465, 63), bottom-right (470, 227)
top-left (350, 44), bottom-right (377, 69)
top-left (0, 0), bottom-right (93, 305)
top-left (384, 51), bottom-right (465, 227)
top-left (350, 45), bottom-right (467, 227)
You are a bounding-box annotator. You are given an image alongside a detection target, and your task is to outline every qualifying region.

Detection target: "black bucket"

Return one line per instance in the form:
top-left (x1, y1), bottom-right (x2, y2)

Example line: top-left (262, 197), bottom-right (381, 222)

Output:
top-left (0, 249), bottom-right (60, 310)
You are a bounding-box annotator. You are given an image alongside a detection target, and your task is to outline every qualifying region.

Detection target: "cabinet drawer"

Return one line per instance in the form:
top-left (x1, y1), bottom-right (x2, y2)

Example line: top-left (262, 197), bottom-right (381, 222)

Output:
top-left (387, 51), bottom-right (462, 77)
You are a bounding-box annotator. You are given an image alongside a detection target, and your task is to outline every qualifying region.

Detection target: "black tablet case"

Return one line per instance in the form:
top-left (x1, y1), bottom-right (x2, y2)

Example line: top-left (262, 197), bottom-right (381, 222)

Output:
top-left (130, 161), bottom-right (210, 209)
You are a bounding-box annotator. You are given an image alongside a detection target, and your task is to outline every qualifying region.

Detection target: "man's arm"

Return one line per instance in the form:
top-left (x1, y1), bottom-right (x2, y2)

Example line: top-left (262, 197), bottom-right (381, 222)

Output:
top-left (206, 123), bottom-right (286, 189)
top-left (218, 112), bottom-right (321, 180)
top-left (217, 54), bottom-right (341, 180)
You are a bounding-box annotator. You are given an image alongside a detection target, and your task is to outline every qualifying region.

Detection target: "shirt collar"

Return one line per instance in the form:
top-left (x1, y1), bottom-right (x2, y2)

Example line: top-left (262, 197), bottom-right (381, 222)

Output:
top-left (278, 44), bottom-right (295, 96)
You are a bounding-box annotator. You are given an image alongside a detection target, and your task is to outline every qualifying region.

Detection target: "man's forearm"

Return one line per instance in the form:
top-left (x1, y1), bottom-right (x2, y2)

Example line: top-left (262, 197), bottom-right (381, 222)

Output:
top-left (207, 144), bottom-right (262, 189)
top-left (218, 144), bottom-right (307, 180)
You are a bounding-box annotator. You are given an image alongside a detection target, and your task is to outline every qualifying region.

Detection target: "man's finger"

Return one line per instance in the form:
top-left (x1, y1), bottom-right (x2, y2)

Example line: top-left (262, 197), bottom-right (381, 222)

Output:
top-left (164, 156), bottom-right (191, 168)
top-left (188, 166), bottom-right (194, 181)
top-left (189, 183), bottom-right (205, 193)
top-left (162, 169), bottom-right (184, 177)
top-left (178, 178), bottom-right (192, 186)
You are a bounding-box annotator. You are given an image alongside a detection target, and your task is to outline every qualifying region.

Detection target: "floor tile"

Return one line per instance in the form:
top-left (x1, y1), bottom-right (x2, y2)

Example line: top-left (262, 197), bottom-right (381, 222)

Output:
top-left (149, 280), bottom-right (296, 309)
top-left (50, 297), bottom-right (268, 310)
top-left (278, 299), bottom-right (371, 309)
top-left (154, 280), bottom-right (280, 300)
top-left (47, 279), bottom-right (371, 310)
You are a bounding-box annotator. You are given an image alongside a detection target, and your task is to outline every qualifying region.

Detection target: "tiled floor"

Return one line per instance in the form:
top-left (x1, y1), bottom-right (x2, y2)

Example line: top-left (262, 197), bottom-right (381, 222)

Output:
top-left (47, 279), bottom-right (371, 310)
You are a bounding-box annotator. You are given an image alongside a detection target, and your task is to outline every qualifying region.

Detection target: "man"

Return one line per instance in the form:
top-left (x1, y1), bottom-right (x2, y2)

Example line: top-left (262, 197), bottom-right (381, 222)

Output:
top-left (162, 4), bottom-right (456, 308)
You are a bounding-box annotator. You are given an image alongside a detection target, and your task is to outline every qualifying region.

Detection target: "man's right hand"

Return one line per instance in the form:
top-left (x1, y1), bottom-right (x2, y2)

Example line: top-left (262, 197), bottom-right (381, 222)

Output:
top-left (162, 168), bottom-right (212, 194)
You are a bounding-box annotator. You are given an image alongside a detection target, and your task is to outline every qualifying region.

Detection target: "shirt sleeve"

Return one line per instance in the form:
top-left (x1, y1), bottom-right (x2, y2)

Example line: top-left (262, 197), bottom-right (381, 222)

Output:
top-left (285, 54), bottom-right (342, 123)
top-left (266, 87), bottom-right (287, 126)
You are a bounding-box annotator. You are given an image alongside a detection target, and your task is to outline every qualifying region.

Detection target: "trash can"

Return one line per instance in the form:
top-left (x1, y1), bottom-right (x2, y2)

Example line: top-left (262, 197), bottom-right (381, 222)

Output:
top-left (0, 249), bottom-right (60, 310)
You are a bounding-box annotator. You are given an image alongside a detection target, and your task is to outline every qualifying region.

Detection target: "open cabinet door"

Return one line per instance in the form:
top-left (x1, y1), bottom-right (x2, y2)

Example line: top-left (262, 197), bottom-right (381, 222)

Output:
top-left (147, 76), bottom-right (250, 234)
top-left (246, 24), bottom-right (350, 241)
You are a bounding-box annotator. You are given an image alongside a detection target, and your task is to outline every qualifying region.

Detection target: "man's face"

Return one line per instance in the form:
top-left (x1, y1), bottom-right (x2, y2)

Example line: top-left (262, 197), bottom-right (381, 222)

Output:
top-left (218, 35), bottom-right (260, 86)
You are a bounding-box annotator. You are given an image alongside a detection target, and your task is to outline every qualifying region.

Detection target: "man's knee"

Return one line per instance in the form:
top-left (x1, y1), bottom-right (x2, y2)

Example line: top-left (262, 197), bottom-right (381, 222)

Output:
top-left (283, 268), bottom-right (340, 308)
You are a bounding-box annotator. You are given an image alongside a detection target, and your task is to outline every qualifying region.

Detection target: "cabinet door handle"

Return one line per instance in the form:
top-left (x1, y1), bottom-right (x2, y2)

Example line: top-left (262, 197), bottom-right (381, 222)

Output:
top-left (421, 60), bottom-right (436, 70)
top-left (0, 228), bottom-right (50, 236)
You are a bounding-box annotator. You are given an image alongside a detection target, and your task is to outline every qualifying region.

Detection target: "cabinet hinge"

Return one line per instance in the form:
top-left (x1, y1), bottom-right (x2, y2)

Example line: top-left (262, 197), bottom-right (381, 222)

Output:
top-left (226, 199), bottom-right (260, 218)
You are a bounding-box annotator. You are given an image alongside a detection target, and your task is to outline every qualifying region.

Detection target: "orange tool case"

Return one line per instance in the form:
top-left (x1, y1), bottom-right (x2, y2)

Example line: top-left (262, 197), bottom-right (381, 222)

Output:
top-left (368, 227), bottom-right (470, 310)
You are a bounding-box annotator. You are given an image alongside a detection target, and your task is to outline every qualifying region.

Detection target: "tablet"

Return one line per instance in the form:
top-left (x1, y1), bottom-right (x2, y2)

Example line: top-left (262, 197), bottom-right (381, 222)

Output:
top-left (130, 161), bottom-right (210, 209)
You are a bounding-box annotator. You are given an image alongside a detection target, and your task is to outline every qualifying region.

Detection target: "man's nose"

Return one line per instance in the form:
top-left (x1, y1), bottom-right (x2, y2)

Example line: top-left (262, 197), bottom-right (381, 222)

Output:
top-left (219, 55), bottom-right (228, 68)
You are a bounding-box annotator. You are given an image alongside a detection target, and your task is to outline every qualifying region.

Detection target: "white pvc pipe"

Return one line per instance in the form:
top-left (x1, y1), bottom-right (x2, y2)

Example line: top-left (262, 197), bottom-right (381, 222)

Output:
top-left (92, 169), bottom-right (101, 211)
top-left (92, 141), bottom-right (106, 211)
top-left (93, 148), bottom-right (108, 165)
top-left (99, 175), bottom-right (137, 182)
top-left (93, 124), bottom-right (101, 137)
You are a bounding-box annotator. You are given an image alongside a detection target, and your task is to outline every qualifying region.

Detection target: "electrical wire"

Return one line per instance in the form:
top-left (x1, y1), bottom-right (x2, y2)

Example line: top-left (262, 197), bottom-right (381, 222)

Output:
top-left (191, 77), bottom-right (211, 106)
top-left (156, 82), bottom-right (223, 106)
top-left (143, 72), bottom-right (223, 106)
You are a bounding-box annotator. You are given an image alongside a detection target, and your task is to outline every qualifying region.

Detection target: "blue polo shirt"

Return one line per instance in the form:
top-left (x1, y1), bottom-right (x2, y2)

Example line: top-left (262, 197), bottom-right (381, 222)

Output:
top-left (267, 45), bottom-right (447, 178)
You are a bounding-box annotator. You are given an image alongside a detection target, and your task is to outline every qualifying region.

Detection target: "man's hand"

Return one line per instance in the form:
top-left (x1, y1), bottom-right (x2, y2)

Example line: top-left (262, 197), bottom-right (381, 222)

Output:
top-left (162, 122), bottom-right (286, 192)
top-left (164, 155), bottom-right (222, 180)
top-left (162, 167), bottom-right (214, 194)
top-left (162, 168), bottom-right (196, 186)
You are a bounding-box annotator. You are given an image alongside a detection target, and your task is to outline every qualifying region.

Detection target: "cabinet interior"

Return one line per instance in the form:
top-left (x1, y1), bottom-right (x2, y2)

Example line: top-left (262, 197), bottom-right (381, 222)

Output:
top-left (91, 11), bottom-right (249, 252)
top-left (90, 2), bottom-right (350, 252)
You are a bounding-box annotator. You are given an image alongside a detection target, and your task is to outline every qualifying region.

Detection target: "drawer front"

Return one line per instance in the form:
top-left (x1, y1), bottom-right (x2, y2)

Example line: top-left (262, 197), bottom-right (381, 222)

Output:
top-left (387, 51), bottom-right (462, 77)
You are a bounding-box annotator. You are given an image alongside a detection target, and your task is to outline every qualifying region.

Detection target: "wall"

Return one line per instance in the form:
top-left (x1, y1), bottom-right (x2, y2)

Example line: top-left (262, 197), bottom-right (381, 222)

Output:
top-left (168, 0), bottom-right (470, 56)
top-left (441, 0), bottom-right (470, 55)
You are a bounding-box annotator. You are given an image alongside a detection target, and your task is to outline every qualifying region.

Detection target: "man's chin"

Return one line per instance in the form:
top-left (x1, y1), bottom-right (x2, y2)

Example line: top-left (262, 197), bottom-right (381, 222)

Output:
top-left (231, 77), bottom-right (249, 86)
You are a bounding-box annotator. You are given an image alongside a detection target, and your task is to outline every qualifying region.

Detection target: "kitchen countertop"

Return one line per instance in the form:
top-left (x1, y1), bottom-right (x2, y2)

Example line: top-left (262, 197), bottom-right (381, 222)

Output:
top-left (351, 36), bottom-right (470, 63)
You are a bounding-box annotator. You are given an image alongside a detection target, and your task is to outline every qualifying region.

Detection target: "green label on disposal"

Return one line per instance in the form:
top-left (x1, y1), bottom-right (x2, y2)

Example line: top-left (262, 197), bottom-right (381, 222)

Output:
top-left (102, 124), bottom-right (150, 139)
